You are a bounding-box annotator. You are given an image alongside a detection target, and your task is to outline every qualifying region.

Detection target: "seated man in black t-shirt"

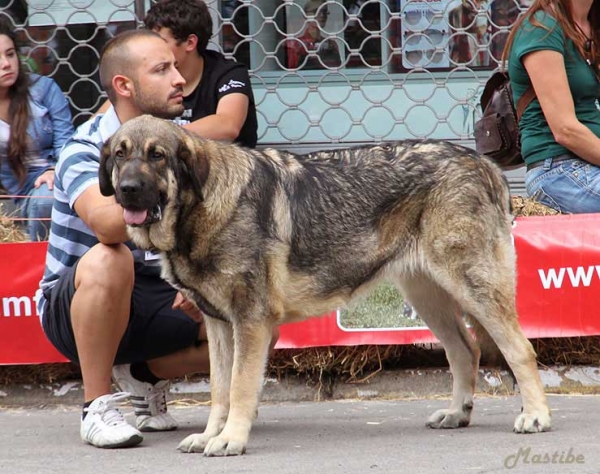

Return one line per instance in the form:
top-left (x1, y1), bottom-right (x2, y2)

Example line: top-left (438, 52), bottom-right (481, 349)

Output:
top-left (144, 0), bottom-right (258, 148)
top-left (95, 0), bottom-right (258, 149)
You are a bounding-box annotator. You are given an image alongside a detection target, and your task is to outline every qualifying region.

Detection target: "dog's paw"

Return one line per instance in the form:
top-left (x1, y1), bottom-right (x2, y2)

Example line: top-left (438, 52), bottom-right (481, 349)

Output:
top-left (513, 411), bottom-right (552, 433)
top-left (177, 433), bottom-right (211, 453)
top-left (204, 435), bottom-right (247, 457)
top-left (426, 409), bottom-right (471, 429)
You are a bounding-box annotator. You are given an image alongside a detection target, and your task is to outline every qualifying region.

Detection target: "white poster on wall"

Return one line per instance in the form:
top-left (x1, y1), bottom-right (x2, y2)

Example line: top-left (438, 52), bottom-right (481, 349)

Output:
top-left (400, 0), bottom-right (497, 70)
top-left (401, 0), bottom-right (450, 69)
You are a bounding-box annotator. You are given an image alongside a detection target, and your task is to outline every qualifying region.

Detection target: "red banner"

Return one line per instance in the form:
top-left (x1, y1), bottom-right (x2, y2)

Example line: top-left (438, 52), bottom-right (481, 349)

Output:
top-left (512, 214), bottom-right (600, 338)
top-left (0, 242), bottom-right (67, 364)
top-left (3, 214), bottom-right (600, 365)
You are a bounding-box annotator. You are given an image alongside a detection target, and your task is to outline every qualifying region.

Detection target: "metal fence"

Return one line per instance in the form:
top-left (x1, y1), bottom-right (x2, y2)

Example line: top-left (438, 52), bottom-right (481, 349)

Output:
top-left (0, 0), bottom-right (533, 235)
top-left (1, 0), bottom-right (530, 158)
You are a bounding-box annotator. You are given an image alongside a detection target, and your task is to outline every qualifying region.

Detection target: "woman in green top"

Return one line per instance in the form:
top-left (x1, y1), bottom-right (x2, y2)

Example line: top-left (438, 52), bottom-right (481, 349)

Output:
top-left (504, 0), bottom-right (600, 213)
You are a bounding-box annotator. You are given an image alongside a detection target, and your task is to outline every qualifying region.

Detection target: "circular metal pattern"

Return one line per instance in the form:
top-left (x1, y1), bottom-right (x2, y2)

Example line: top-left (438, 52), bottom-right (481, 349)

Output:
top-left (26, 0), bottom-right (57, 11)
top-left (65, 43), bottom-right (99, 76)
top-left (278, 108), bottom-right (312, 141)
top-left (358, 70), bottom-right (395, 105)
top-left (273, 73), bottom-right (312, 107)
top-left (362, 105), bottom-right (396, 139)
top-left (446, 102), bottom-right (479, 138)
top-left (404, 104), bottom-right (440, 138)
top-left (319, 106), bottom-right (354, 140)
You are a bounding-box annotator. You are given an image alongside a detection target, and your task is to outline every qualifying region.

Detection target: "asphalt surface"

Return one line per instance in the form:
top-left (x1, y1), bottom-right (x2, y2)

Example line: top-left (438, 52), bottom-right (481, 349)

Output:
top-left (1, 394), bottom-right (599, 474)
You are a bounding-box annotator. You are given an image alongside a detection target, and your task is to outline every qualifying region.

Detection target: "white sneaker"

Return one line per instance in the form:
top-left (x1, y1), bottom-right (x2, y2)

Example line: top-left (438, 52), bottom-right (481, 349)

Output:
top-left (112, 364), bottom-right (178, 432)
top-left (80, 392), bottom-right (143, 448)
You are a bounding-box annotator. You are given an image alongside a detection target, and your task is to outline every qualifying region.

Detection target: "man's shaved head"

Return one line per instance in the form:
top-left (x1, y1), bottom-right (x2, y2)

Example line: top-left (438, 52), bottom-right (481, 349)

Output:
top-left (99, 29), bottom-right (163, 103)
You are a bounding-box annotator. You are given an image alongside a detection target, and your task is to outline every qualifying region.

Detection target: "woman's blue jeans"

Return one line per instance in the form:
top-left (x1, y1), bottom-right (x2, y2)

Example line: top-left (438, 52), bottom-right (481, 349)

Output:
top-left (18, 183), bottom-right (53, 241)
top-left (525, 155), bottom-right (600, 214)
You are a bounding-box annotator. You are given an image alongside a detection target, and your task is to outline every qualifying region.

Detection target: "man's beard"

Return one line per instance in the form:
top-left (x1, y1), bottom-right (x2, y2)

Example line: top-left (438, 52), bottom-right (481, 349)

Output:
top-left (133, 83), bottom-right (184, 119)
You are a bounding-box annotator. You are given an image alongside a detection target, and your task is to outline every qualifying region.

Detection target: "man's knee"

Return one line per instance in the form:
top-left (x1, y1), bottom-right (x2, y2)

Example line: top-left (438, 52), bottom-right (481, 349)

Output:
top-left (76, 244), bottom-right (135, 291)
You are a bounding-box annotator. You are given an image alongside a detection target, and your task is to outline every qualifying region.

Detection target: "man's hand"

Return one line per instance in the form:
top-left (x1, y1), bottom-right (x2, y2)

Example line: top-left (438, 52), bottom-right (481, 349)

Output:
top-left (172, 291), bottom-right (203, 322)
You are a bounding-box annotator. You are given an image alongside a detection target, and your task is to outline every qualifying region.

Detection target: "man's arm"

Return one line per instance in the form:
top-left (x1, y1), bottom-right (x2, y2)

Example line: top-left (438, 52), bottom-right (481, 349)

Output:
top-left (74, 184), bottom-right (130, 244)
top-left (181, 92), bottom-right (249, 142)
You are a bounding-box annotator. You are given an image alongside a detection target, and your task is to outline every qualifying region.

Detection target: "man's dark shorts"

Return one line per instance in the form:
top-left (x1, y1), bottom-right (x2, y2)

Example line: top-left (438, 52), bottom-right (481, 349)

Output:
top-left (41, 261), bottom-right (200, 365)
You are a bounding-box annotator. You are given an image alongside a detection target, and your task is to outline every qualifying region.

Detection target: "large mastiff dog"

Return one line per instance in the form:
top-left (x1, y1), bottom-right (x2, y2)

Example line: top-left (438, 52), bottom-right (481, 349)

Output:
top-left (99, 115), bottom-right (551, 456)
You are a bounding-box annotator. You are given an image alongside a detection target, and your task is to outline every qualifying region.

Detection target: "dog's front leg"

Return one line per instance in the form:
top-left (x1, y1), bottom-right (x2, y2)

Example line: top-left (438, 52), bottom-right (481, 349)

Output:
top-left (178, 317), bottom-right (234, 454)
top-left (203, 320), bottom-right (273, 456)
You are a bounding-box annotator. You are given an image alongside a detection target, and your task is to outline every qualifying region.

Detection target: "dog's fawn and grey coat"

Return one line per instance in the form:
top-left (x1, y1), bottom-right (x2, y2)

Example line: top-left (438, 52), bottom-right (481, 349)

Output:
top-left (100, 115), bottom-right (551, 456)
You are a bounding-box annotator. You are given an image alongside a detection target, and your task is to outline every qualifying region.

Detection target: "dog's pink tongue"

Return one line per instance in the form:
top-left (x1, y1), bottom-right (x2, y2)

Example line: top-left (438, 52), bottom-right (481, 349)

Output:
top-left (123, 209), bottom-right (147, 225)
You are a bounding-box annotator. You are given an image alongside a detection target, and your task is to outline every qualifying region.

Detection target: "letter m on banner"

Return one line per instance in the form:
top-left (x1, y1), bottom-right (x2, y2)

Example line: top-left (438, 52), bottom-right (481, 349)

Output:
top-left (0, 242), bottom-right (67, 364)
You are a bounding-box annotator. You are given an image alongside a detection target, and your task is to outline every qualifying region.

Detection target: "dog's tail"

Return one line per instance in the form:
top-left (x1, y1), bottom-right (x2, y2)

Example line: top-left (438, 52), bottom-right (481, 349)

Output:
top-left (478, 157), bottom-right (514, 226)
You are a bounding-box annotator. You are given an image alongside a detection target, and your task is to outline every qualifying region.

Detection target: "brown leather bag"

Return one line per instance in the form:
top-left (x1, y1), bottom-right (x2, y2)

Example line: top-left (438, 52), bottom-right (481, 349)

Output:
top-left (474, 71), bottom-right (536, 169)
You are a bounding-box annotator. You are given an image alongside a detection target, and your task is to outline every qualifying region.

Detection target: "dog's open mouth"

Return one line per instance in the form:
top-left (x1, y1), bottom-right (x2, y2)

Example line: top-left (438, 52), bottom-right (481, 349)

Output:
top-left (123, 204), bottom-right (163, 227)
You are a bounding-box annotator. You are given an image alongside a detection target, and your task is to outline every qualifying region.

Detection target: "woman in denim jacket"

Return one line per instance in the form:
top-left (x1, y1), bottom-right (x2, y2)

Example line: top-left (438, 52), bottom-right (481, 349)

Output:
top-left (0, 18), bottom-right (74, 240)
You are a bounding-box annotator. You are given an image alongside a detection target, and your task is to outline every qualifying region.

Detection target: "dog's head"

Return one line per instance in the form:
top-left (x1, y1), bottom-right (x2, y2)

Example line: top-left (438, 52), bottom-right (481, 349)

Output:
top-left (99, 115), bottom-right (209, 227)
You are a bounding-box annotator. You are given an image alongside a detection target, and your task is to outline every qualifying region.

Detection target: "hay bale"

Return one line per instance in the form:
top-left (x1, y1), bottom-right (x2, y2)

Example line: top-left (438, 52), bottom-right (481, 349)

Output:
top-left (533, 337), bottom-right (600, 367)
top-left (268, 344), bottom-right (447, 385)
top-left (0, 363), bottom-right (80, 386)
top-left (511, 195), bottom-right (559, 217)
top-left (0, 213), bottom-right (27, 242)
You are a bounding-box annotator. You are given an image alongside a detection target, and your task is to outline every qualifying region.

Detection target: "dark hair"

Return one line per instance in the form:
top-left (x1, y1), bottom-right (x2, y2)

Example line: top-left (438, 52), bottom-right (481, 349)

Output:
top-left (0, 15), bottom-right (30, 185)
top-left (99, 29), bottom-right (162, 103)
top-left (144, 0), bottom-right (213, 54)
top-left (502, 0), bottom-right (600, 67)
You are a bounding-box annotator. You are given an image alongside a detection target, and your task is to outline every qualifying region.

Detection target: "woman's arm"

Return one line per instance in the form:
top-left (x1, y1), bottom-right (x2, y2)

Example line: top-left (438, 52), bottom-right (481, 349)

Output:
top-left (523, 49), bottom-right (600, 165)
top-left (32, 79), bottom-right (74, 190)
top-left (44, 79), bottom-right (75, 161)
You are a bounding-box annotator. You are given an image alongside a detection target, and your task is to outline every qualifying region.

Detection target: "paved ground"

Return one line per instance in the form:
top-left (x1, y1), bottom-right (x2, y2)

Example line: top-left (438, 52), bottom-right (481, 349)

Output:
top-left (1, 394), bottom-right (599, 474)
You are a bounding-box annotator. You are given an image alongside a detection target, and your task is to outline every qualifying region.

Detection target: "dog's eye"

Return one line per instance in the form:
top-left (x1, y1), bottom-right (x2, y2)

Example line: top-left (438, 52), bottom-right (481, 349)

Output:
top-left (151, 150), bottom-right (164, 161)
top-left (115, 149), bottom-right (124, 158)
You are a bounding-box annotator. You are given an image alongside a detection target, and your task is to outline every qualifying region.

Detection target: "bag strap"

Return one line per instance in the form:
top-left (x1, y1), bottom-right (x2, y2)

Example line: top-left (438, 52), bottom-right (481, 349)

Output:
top-left (515, 86), bottom-right (536, 122)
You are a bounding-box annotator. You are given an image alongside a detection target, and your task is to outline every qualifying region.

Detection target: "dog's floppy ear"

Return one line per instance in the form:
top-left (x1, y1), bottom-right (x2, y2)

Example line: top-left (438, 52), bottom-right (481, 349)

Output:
top-left (177, 132), bottom-right (210, 201)
top-left (99, 140), bottom-right (116, 196)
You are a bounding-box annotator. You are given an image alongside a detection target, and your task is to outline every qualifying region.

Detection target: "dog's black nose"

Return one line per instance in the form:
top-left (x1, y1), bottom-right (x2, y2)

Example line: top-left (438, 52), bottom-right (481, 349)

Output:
top-left (119, 180), bottom-right (144, 197)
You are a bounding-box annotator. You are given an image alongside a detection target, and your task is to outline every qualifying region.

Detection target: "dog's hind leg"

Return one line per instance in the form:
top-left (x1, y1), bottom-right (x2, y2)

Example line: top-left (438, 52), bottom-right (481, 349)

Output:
top-left (396, 273), bottom-right (479, 429)
top-left (178, 317), bottom-right (234, 454)
top-left (455, 249), bottom-right (550, 433)
top-left (423, 225), bottom-right (551, 433)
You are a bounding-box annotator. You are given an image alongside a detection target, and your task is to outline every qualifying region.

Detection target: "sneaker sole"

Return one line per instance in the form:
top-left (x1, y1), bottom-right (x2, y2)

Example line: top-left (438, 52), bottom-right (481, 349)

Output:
top-left (138, 425), bottom-right (178, 433)
top-left (84, 434), bottom-right (144, 449)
